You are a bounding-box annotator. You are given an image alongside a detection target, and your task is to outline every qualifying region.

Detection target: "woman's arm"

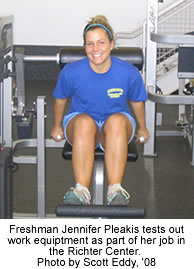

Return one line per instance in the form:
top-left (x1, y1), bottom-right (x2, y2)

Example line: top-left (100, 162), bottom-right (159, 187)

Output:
top-left (130, 101), bottom-right (150, 143)
top-left (50, 98), bottom-right (68, 141)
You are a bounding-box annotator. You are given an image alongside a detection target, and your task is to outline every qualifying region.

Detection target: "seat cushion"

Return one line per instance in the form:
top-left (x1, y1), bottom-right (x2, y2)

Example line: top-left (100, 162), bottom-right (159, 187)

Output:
top-left (62, 140), bottom-right (138, 162)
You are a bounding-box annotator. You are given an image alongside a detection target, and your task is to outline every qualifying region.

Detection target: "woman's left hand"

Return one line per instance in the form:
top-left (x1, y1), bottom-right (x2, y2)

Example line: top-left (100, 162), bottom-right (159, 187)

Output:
top-left (135, 128), bottom-right (150, 144)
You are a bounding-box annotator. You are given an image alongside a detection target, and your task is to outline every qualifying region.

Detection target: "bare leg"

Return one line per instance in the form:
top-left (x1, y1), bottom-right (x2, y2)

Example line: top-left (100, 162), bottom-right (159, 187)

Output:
top-left (66, 114), bottom-right (99, 188)
top-left (100, 113), bottom-right (133, 185)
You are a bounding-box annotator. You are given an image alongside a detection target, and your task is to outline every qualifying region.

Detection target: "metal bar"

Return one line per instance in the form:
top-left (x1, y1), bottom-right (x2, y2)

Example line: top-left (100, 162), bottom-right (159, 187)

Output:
top-left (24, 55), bottom-right (58, 62)
top-left (178, 79), bottom-right (186, 121)
top-left (156, 130), bottom-right (184, 136)
top-left (92, 159), bottom-right (104, 205)
top-left (13, 156), bottom-right (37, 164)
top-left (148, 91), bottom-right (194, 105)
top-left (45, 138), bottom-right (64, 148)
top-left (144, 0), bottom-right (158, 157)
top-left (0, 15), bottom-right (13, 148)
top-left (36, 96), bottom-right (46, 218)
top-left (12, 138), bottom-right (64, 151)
top-left (191, 106), bottom-right (194, 166)
top-left (151, 32), bottom-right (194, 45)
top-left (3, 55), bottom-right (12, 148)
top-left (0, 82), bottom-right (4, 147)
top-left (12, 139), bottom-right (37, 151)
top-left (0, 149), bottom-right (13, 219)
top-left (15, 49), bottom-right (25, 114)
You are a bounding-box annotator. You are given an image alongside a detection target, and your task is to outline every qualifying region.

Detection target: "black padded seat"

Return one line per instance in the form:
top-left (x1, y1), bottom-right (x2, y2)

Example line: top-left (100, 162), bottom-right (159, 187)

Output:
top-left (59, 46), bottom-right (143, 71)
top-left (62, 140), bottom-right (138, 162)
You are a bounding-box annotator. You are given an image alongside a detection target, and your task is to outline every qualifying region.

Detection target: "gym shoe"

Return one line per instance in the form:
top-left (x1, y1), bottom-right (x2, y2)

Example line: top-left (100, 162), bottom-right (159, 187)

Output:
top-left (64, 183), bottom-right (91, 205)
top-left (107, 184), bottom-right (130, 205)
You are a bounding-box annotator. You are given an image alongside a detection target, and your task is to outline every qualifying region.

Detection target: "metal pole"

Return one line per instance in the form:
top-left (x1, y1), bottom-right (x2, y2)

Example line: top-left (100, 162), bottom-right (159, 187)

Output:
top-left (191, 105), bottom-right (194, 166)
top-left (15, 49), bottom-right (26, 116)
top-left (0, 16), bottom-right (13, 148)
top-left (0, 82), bottom-right (4, 149)
top-left (36, 96), bottom-right (46, 218)
top-left (144, 0), bottom-right (158, 156)
top-left (92, 160), bottom-right (104, 205)
top-left (24, 54), bottom-right (59, 63)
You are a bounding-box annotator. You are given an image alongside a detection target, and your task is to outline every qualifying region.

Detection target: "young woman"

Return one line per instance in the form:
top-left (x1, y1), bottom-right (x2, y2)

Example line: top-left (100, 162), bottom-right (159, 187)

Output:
top-left (51, 15), bottom-right (149, 205)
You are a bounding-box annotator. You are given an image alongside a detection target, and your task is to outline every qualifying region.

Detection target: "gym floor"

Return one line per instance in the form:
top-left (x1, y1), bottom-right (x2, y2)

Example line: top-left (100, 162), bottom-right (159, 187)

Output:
top-left (12, 80), bottom-right (194, 219)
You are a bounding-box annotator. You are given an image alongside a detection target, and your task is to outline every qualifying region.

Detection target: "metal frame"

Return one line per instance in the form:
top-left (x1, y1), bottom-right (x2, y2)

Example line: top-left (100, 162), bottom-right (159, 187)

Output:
top-left (144, 0), bottom-right (158, 157)
top-left (144, 0), bottom-right (194, 165)
top-left (15, 49), bottom-right (26, 117)
top-left (0, 81), bottom-right (4, 148)
top-left (1, 13), bottom-right (145, 218)
top-left (36, 96), bottom-right (46, 218)
top-left (12, 97), bottom-right (47, 218)
top-left (12, 96), bottom-right (64, 218)
top-left (0, 15), bottom-right (13, 149)
top-left (11, 45), bottom-right (143, 216)
top-left (12, 96), bottom-right (106, 217)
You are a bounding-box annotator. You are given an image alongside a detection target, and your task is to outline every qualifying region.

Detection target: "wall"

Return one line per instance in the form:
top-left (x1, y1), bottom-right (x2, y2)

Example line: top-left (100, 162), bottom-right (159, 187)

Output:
top-left (1, 0), bottom-right (148, 46)
top-left (1, 0), bottom-right (177, 80)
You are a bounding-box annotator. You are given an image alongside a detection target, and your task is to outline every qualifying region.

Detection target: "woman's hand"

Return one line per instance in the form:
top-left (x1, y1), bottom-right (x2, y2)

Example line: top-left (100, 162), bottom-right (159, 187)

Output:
top-left (50, 125), bottom-right (64, 142)
top-left (135, 127), bottom-right (150, 144)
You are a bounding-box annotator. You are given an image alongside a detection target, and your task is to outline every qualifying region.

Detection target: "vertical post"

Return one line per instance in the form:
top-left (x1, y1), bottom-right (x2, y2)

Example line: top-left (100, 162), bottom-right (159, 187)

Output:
top-left (144, 158), bottom-right (157, 217)
top-left (178, 79), bottom-right (185, 121)
top-left (15, 49), bottom-right (26, 116)
top-left (2, 60), bottom-right (12, 148)
top-left (0, 15), bottom-right (14, 148)
top-left (191, 79), bottom-right (194, 166)
top-left (36, 96), bottom-right (46, 218)
top-left (144, 0), bottom-right (158, 156)
top-left (0, 149), bottom-right (13, 219)
top-left (92, 158), bottom-right (104, 205)
top-left (191, 113), bottom-right (194, 166)
top-left (0, 82), bottom-right (4, 149)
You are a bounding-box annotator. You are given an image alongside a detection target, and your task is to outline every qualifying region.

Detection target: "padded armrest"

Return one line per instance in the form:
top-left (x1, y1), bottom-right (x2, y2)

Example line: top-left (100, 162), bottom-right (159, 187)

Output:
top-left (62, 140), bottom-right (138, 162)
top-left (59, 46), bottom-right (143, 71)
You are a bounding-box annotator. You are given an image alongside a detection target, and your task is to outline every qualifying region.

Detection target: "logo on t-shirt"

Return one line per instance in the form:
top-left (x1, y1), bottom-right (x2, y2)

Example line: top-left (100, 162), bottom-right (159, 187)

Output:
top-left (107, 88), bottom-right (123, 98)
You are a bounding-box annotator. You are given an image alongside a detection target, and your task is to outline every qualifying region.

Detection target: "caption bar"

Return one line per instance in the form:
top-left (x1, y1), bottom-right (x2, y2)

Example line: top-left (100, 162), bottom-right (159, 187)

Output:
top-left (0, 219), bottom-right (194, 268)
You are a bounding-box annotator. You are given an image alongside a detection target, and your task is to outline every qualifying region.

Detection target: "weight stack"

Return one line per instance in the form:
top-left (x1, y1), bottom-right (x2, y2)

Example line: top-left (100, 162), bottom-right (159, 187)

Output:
top-left (0, 149), bottom-right (13, 218)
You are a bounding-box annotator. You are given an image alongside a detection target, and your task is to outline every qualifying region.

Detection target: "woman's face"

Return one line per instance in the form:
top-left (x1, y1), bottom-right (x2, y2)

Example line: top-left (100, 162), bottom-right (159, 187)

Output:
top-left (85, 28), bottom-right (114, 73)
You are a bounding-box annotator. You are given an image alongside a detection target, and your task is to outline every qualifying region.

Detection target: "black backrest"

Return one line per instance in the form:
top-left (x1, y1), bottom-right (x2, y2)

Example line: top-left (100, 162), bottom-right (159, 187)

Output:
top-left (59, 46), bottom-right (143, 71)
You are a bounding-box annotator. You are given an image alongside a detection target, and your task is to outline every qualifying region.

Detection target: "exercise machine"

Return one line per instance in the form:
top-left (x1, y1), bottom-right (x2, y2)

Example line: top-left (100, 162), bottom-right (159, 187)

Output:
top-left (144, 0), bottom-right (194, 165)
top-left (0, 14), bottom-right (14, 218)
top-left (0, 14), bottom-right (145, 218)
top-left (14, 47), bottom-right (145, 218)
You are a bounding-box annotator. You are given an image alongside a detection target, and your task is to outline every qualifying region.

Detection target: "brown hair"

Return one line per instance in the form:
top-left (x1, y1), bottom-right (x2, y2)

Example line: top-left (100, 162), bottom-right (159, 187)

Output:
top-left (83, 15), bottom-right (114, 43)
